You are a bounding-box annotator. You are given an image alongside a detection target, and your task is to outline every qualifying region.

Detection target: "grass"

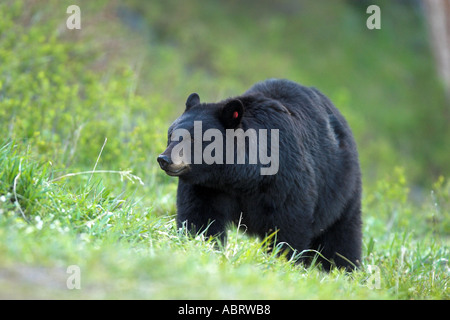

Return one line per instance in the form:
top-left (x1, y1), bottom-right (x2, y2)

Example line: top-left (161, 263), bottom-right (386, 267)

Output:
top-left (0, 141), bottom-right (448, 299)
top-left (0, 0), bottom-right (449, 299)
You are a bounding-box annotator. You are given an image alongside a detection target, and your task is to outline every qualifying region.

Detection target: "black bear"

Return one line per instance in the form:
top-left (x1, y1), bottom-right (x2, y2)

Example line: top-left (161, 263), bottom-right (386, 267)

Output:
top-left (157, 79), bottom-right (362, 271)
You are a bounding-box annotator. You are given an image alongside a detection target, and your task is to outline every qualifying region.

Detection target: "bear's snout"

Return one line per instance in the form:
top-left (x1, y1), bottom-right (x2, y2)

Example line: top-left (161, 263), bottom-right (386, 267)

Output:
top-left (157, 153), bottom-right (190, 176)
top-left (157, 154), bottom-right (172, 170)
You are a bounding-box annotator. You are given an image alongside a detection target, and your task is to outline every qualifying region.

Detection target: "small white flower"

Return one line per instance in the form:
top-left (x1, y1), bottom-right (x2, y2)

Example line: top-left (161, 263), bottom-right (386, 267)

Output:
top-left (35, 216), bottom-right (43, 230)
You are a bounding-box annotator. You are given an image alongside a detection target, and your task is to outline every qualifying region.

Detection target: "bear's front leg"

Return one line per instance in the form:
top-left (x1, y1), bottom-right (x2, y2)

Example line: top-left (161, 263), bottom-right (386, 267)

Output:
top-left (176, 180), bottom-right (240, 243)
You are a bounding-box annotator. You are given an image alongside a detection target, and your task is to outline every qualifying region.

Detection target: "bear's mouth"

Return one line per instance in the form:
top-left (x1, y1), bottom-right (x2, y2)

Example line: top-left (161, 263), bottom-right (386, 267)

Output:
top-left (164, 165), bottom-right (190, 176)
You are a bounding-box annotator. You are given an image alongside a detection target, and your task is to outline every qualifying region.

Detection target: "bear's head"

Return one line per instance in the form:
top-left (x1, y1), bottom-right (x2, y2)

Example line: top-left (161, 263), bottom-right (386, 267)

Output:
top-left (157, 92), bottom-right (272, 187)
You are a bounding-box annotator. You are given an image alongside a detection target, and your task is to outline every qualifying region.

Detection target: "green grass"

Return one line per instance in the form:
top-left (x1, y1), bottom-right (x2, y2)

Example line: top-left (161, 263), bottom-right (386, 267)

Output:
top-left (0, 141), bottom-right (448, 299)
top-left (0, 0), bottom-right (449, 299)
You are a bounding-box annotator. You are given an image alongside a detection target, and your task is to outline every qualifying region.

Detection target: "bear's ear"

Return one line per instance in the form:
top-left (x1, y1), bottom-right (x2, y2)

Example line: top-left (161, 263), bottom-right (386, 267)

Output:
top-left (186, 93), bottom-right (200, 110)
top-left (221, 99), bottom-right (244, 128)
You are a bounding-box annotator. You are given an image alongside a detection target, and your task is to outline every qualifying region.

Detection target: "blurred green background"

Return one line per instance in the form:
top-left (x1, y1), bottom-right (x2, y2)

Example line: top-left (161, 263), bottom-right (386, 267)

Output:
top-left (1, 0), bottom-right (449, 190)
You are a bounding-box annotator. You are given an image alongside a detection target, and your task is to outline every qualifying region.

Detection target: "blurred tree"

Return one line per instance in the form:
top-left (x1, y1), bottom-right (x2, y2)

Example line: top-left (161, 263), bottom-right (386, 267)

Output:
top-left (423, 0), bottom-right (450, 101)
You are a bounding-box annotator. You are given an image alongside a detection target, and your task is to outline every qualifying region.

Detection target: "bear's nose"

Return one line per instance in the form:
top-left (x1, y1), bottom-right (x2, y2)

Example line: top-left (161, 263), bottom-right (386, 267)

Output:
top-left (157, 154), bottom-right (172, 170)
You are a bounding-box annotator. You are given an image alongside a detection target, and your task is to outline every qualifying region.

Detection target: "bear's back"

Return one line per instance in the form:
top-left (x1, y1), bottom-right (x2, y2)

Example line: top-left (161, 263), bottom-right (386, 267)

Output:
top-left (245, 79), bottom-right (312, 106)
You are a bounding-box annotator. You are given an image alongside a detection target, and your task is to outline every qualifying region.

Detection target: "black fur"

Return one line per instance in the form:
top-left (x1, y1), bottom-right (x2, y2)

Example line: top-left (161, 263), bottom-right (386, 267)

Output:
top-left (185, 93), bottom-right (200, 110)
top-left (158, 79), bottom-right (362, 271)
